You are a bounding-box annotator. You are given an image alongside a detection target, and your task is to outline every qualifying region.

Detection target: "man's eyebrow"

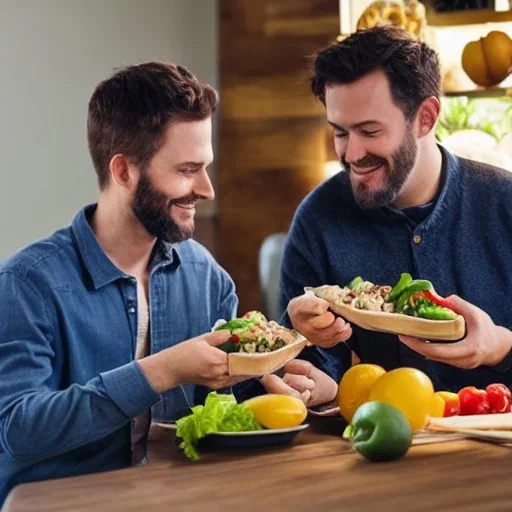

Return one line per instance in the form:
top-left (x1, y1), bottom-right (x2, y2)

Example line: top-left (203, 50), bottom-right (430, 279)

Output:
top-left (328, 120), bottom-right (382, 130)
top-left (176, 161), bottom-right (204, 168)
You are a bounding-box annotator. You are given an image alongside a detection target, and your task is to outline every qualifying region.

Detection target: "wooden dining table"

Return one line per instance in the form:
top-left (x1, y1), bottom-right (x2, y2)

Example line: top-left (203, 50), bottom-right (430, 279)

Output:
top-left (3, 418), bottom-right (512, 512)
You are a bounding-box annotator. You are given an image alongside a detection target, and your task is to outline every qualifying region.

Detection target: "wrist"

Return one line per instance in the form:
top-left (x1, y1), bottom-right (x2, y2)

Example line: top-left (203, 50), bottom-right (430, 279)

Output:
top-left (138, 350), bottom-right (179, 394)
top-left (486, 326), bottom-right (512, 367)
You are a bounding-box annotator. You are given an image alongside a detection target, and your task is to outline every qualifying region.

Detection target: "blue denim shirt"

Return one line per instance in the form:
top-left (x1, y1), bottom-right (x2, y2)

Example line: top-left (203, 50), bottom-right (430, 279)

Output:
top-left (0, 205), bottom-right (239, 503)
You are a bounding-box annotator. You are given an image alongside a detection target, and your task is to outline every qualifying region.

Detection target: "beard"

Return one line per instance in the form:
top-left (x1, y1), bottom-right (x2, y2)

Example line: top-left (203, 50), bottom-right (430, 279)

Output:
top-left (131, 170), bottom-right (197, 244)
top-left (343, 127), bottom-right (418, 210)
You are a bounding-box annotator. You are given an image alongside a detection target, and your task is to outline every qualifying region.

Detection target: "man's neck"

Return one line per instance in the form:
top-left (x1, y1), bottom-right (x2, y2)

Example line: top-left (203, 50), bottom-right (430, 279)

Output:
top-left (393, 141), bottom-right (443, 209)
top-left (91, 196), bottom-right (156, 278)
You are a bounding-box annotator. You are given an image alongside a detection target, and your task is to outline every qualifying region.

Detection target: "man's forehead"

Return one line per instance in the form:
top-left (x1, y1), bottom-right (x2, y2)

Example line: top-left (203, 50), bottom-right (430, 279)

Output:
top-left (158, 118), bottom-right (213, 162)
top-left (325, 72), bottom-right (399, 125)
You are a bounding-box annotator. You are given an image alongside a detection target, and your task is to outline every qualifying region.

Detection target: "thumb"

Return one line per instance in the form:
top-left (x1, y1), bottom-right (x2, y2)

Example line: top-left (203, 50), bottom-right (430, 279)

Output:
top-left (445, 295), bottom-right (477, 317)
top-left (282, 359), bottom-right (313, 377)
top-left (201, 329), bottom-right (232, 347)
top-left (446, 294), bottom-right (483, 328)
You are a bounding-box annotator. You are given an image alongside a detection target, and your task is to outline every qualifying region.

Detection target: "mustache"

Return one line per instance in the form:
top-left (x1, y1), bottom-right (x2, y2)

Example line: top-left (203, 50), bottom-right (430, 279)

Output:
top-left (170, 194), bottom-right (203, 205)
top-left (342, 154), bottom-right (387, 169)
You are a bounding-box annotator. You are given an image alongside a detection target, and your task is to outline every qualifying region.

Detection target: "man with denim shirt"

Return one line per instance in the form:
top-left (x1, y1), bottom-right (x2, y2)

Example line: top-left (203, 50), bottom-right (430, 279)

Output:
top-left (0, 62), bottom-right (338, 504)
top-left (282, 27), bottom-right (512, 391)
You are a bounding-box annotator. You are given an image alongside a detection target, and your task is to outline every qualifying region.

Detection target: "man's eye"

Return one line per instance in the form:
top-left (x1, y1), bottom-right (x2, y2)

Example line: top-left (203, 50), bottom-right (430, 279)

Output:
top-left (334, 132), bottom-right (348, 138)
top-left (361, 130), bottom-right (380, 137)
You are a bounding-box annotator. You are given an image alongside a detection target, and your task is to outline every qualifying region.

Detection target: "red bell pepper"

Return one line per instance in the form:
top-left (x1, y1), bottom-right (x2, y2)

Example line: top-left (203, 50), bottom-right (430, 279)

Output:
top-left (410, 290), bottom-right (456, 311)
top-left (486, 383), bottom-right (512, 414)
top-left (458, 386), bottom-right (490, 415)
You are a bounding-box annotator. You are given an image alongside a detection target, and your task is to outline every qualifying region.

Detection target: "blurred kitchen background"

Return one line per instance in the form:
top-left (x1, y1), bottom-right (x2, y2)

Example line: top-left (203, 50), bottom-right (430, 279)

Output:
top-left (0, 0), bottom-right (510, 317)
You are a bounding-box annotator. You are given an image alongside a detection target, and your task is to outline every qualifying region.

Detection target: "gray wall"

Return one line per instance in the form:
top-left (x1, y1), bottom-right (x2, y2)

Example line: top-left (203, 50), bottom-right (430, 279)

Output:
top-left (0, 0), bottom-right (218, 260)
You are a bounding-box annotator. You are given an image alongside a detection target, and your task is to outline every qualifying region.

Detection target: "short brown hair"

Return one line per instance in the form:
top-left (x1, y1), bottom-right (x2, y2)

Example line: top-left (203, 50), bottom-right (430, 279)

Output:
top-left (87, 62), bottom-right (218, 189)
top-left (311, 26), bottom-right (440, 119)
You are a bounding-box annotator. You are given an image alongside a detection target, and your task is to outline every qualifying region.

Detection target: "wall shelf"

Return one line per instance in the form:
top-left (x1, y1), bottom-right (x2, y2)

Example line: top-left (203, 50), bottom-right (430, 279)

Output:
top-left (443, 87), bottom-right (512, 97)
top-left (423, 0), bottom-right (512, 26)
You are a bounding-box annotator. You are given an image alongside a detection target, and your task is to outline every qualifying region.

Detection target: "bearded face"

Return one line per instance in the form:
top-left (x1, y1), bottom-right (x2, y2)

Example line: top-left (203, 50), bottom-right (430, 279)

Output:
top-left (342, 125), bottom-right (418, 209)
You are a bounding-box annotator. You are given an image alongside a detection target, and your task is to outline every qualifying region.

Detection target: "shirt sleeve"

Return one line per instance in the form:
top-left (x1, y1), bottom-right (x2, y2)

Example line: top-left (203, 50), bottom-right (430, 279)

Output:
top-left (0, 270), bottom-right (161, 464)
top-left (488, 348), bottom-right (512, 375)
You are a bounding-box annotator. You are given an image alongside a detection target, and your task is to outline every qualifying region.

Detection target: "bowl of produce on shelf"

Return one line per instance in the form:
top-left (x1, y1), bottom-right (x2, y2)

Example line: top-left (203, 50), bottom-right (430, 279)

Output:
top-left (436, 95), bottom-right (512, 170)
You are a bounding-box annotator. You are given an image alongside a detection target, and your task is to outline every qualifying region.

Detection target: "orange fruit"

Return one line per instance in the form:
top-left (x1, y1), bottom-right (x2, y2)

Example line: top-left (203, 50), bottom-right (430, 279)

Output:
top-left (368, 367), bottom-right (434, 431)
top-left (462, 30), bottom-right (512, 87)
top-left (243, 394), bottom-right (307, 429)
top-left (337, 364), bottom-right (386, 422)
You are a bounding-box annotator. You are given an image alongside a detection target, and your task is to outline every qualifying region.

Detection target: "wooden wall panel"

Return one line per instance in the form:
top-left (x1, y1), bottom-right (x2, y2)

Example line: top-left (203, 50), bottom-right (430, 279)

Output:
top-left (218, 0), bottom-right (339, 313)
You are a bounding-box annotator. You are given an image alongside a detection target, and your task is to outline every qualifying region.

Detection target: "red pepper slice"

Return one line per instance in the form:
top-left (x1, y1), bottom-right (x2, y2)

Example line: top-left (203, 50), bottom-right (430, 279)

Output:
top-left (458, 386), bottom-right (490, 415)
top-left (410, 290), bottom-right (455, 310)
top-left (486, 383), bottom-right (512, 414)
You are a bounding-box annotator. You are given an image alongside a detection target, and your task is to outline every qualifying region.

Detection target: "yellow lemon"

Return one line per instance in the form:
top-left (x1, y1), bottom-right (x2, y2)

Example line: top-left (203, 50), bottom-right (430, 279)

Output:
top-left (337, 363), bottom-right (386, 422)
top-left (243, 394), bottom-right (307, 429)
top-left (368, 367), bottom-right (434, 431)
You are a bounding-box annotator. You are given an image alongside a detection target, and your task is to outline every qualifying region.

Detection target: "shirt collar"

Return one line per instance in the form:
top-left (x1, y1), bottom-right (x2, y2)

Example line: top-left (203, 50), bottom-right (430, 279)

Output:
top-left (378, 144), bottom-right (460, 223)
top-left (71, 204), bottom-right (180, 289)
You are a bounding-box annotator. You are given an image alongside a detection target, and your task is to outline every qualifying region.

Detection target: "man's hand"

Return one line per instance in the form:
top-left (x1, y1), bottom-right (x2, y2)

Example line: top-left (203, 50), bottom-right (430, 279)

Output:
top-left (287, 291), bottom-right (352, 348)
top-left (260, 359), bottom-right (338, 407)
top-left (139, 330), bottom-right (249, 393)
top-left (399, 295), bottom-right (512, 369)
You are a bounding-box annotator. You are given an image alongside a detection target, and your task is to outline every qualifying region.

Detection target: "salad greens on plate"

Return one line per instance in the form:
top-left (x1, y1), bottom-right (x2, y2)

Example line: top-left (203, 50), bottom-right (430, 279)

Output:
top-left (176, 392), bottom-right (261, 460)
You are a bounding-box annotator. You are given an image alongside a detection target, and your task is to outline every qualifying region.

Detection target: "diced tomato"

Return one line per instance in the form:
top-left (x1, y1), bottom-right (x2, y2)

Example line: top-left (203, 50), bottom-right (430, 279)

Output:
top-left (486, 383), bottom-right (512, 414)
top-left (231, 334), bottom-right (240, 343)
top-left (458, 386), bottom-right (490, 415)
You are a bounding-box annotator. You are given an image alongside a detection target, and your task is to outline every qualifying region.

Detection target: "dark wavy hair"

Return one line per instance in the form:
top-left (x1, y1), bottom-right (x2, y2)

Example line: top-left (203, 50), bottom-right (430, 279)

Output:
top-left (311, 26), bottom-right (440, 119)
top-left (87, 62), bottom-right (218, 189)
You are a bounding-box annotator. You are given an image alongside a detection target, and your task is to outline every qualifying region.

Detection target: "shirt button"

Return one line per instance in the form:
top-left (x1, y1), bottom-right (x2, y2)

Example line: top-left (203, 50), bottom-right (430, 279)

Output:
top-left (413, 234), bottom-right (422, 245)
top-left (128, 307), bottom-right (136, 314)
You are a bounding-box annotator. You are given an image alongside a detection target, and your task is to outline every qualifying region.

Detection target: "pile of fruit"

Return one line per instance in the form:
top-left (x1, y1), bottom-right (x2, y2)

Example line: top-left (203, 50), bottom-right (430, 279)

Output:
top-left (339, 364), bottom-right (512, 462)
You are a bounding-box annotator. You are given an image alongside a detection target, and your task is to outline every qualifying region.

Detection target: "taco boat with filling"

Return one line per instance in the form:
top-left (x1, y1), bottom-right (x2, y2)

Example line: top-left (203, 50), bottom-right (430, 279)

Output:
top-left (213, 311), bottom-right (308, 375)
top-left (311, 274), bottom-right (465, 341)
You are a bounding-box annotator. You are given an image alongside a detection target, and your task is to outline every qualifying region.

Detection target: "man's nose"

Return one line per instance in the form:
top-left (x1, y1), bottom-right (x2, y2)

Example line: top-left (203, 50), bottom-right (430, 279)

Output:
top-left (194, 169), bottom-right (215, 201)
top-left (344, 135), bottom-right (366, 165)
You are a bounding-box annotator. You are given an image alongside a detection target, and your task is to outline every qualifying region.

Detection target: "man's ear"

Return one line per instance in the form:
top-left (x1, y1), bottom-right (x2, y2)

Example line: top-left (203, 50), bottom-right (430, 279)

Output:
top-left (416, 96), bottom-right (441, 138)
top-left (109, 154), bottom-right (135, 189)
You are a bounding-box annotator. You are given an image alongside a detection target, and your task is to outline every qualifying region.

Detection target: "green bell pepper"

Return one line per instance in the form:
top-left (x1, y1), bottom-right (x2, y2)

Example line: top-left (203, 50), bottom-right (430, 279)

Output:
top-left (343, 401), bottom-right (412, 462)
top-left (416, 305), bottom-right (457, 321)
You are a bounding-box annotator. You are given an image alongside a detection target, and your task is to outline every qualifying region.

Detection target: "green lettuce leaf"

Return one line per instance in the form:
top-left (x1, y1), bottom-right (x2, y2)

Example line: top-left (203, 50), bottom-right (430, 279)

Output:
top-left (214, 318), bottom-right (252, 333)
top-left (176, 392), bottom-right (262, 460)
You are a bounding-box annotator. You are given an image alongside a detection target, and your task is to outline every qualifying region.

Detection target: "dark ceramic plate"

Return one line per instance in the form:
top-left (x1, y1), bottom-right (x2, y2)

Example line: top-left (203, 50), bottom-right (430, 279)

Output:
top-left (155, 422), bottom-right (309, 451)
